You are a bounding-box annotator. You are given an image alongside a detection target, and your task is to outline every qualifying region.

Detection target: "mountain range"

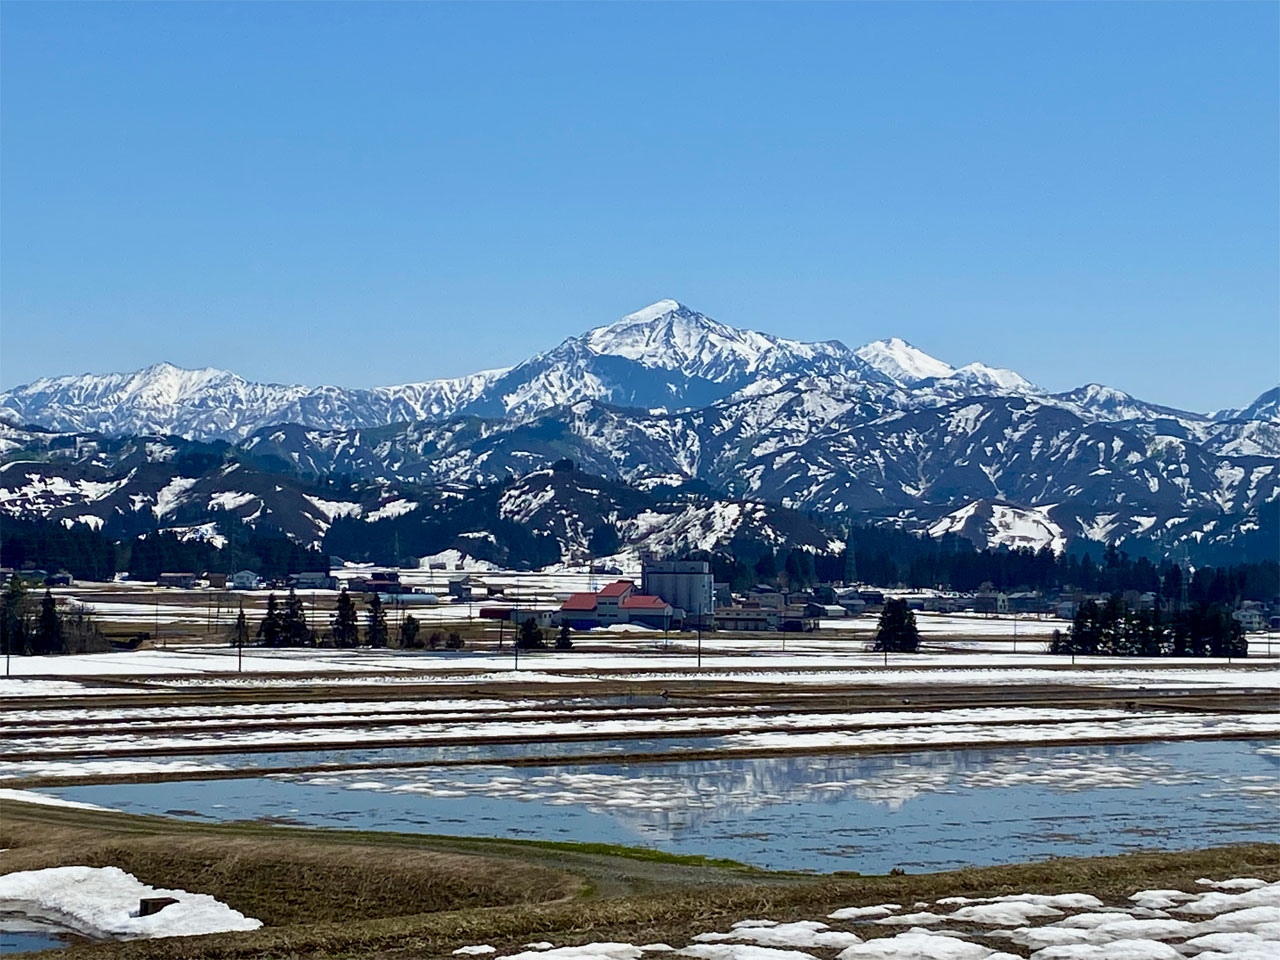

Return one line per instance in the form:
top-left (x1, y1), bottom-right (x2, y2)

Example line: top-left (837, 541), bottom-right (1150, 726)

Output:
top-left (2, 300), bottom-right (1276, 565)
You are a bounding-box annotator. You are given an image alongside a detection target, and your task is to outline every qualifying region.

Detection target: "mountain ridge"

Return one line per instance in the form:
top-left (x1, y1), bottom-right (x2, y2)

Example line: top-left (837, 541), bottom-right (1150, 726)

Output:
top-left (4, 299), bottom-right (1269, 443)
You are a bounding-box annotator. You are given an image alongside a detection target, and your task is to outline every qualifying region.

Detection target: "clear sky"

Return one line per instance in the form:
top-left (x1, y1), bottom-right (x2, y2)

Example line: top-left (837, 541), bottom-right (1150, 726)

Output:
top-left (2, 2), bottom-right (1276, 412)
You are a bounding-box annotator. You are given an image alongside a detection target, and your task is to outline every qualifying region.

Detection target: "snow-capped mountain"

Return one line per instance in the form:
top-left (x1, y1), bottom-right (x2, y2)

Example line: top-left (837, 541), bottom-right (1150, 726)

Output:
top-left (0, 299), bottom-right (1055, 441)
top-left (0, 362), bottom-right (507, 442)
top-left (3, 298), bottom-right (1277, 564)
top-left (6, 298), bottom-right (1270, 448)
top-left (1215, 387), bottom-right (1280, 424)
top-left (854, 337), bottom-right (955, 384)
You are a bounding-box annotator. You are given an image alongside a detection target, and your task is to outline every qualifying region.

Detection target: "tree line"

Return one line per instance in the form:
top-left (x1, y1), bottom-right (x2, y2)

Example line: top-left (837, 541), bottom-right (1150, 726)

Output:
top-left (1052, 597), bottom-right (1247, 658)
top-left (1, 578), bottom-right (109, 656)
top-left (1, 518), bottom-right (327, 582)
top-left (230, 589), bottom-right (466, 650)
top-left (710, 527), bottom-right (1277, 602)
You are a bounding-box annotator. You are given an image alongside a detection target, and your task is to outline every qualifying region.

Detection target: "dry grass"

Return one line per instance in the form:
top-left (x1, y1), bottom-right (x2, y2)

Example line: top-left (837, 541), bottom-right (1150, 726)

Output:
top-left (29, 842), bottom-right (1280, 960)
top-left (0, 814), bottom-right (584, 927)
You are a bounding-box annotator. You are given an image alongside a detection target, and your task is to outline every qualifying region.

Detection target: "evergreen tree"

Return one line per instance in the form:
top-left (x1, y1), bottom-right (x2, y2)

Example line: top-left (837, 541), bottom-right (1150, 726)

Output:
top-left (842, 531), bottom-right (857, 584)
top-left (753, 551), bottom-right (777, 581)
top-left (366, 593), bottom-right (388, 648)
top-left (556, 621), bottom-right (573, 650)
top-left (399, 613), bottom-right (421, 649)
top-left (588, 523), bottom-right (620, 557)
top-left (32, 589), bottom-right (64, 655)
top-left (873, 598), bottom-right (920, 652)
top-left (281, 588), bottom-right (312, 646)
top-left (516, 617), bottom-right (546, 649)
top-left (256, 593), bottom-right (283, 647)
top-left (784, 550), bottom-right (802, 587)
top-left (1, 577), bottom-right (31, 657)
top-left (333, 589), bottom-right (360, 647)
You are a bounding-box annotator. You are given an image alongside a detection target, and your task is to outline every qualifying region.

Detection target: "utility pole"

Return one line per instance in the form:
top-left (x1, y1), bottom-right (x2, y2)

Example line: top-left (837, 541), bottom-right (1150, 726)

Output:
top-left (696, 599), bottom-right (703, 670)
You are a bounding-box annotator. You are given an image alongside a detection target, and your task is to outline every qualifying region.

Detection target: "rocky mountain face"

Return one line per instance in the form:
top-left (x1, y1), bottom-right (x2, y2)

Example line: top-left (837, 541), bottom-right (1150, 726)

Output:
top-left (2, 300), bottom-right (1276, 564)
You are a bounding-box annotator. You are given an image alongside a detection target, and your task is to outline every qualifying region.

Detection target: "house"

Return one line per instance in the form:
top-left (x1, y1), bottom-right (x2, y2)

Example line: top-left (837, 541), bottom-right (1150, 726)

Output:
top-left (593, 580), bottom-right (638, 625)
top-left (231, 570), bottom-right (261, 591)
top-left (859, 590), bottom-right (886, 607)
top-left (556, 580), bottom-right (676, 630)
top-left (205, 572), bottom-right (227, 589)
top-left (559, 592), bottom-right (603, 630)
top-left (753, 591), bottom-right (786, 610)
top-left (1007, 592), bottom-right (1050, 615)
top-left (780, 605), bottom-right (819, 632)
top-left (805, 602), bottom-right (846, 619)
top-left (1056, 600), bottom-right (1078, 620)
top-left (1233, 608), bottom-right (1266, 632)
top-left (974, 591), bottom-right (1009, 615)
top-left (157, 572), bottom-right (197, 589)
top-left (714, 604), bottom-right (780, 631)
top-left (290, 571), bottom-right (338, 591)
top-left (44, 571), bottom-right (74, 587)
top-left (448, 576), bottom-right (478, 600)
top-left (839, 596), bottom-right (866, 617)
top-left (350, 571), bottom-right (403, 594)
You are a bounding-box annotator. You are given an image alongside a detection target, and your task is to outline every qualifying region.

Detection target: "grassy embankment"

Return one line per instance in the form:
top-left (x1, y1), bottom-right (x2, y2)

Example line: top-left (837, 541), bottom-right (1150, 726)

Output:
top-left (3, 798), bottom-right (1278, 960)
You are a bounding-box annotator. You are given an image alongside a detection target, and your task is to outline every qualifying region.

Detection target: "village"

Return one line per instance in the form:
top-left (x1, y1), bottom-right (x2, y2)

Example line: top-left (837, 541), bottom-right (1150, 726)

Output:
top-left (5, 555), bottom-right (1278, 642)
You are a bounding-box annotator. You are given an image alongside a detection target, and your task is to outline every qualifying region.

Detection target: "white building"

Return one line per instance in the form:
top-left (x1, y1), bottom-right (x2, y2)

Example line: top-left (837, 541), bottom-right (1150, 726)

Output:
top-left (231, 570), bottom-right (261, 590)
top-left (1233, 608), bottom-right (1266, 632)
top-left (642, 559), bottom-right (713, 626)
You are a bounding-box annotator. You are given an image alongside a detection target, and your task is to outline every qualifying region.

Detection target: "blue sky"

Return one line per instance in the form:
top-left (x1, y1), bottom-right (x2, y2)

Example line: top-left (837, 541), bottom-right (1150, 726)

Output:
top-left (2, 2), bottom-right (1276, 411)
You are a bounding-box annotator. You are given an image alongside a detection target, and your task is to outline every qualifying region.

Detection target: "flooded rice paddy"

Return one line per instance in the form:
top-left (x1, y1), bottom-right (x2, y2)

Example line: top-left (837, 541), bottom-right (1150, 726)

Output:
top-left (44, 739), bottom-right (1278, 873)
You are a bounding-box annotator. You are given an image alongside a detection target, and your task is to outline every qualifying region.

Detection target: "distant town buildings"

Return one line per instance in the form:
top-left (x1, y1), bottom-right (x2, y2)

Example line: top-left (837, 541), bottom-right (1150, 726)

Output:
top-left (557, 580), bottom-right (676, 630)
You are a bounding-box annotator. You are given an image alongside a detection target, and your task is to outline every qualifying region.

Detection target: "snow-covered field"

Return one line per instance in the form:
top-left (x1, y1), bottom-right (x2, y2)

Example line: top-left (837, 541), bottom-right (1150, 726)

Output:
top-left (12, 707), bottom-right (1272, 764)
top-left (447, 877), bottom-right (1280, 960)
top-left (2, 646), bottom-right (1275, 687)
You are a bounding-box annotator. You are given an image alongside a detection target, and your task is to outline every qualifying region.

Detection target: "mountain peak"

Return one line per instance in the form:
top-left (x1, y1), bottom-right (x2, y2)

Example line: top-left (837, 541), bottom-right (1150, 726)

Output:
top-left (946, 362), bottom-right (1040, 393)
top-left (854, 337), bottom-right (955, 384)
top-left (616, 298), bottom-right (687, 324)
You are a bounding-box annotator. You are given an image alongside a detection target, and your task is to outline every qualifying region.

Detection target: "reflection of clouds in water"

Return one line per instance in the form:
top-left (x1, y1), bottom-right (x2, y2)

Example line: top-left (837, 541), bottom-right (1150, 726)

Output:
top-left (279, 742), bottom-right (1278, 836)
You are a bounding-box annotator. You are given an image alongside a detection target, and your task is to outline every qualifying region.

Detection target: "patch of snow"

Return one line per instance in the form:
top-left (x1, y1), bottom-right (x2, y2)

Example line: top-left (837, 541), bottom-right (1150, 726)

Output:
top-left (0, 865), bottom-right (261, 939)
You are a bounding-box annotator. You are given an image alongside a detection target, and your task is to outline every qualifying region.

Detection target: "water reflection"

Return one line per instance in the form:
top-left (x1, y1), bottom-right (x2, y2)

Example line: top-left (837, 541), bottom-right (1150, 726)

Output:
top-left (46, 740), bottom-right (1277, 873)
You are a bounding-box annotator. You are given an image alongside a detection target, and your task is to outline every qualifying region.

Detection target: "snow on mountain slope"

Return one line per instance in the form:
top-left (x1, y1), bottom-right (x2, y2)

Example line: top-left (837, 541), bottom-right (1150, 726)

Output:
top-left (587, 300), bottom-right (855, 379)
top-left (480, 300), bottom-right (874, 419)
top-left (9, 298), bottom-right (1240, 448)
top-left (0, 302), bottom-right (876, 438)
top-left (1215, 386), bottom-right (1280, 423)
top-left (1055, 384), bottom-right (1200, 424)
top-left (928, 501), bottom-right (1066, 554)
top-left (854, 337), bottom-right (954, 384)
top-left (0, 362), bottom-right (508, 442)
top-left (932, 362), bottom-right (1041, 394)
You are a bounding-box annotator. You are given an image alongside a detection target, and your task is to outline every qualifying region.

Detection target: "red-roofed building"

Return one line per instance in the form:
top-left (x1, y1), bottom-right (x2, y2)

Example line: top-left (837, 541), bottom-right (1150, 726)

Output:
top-left (557, 580), bottom-right (676, 630)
